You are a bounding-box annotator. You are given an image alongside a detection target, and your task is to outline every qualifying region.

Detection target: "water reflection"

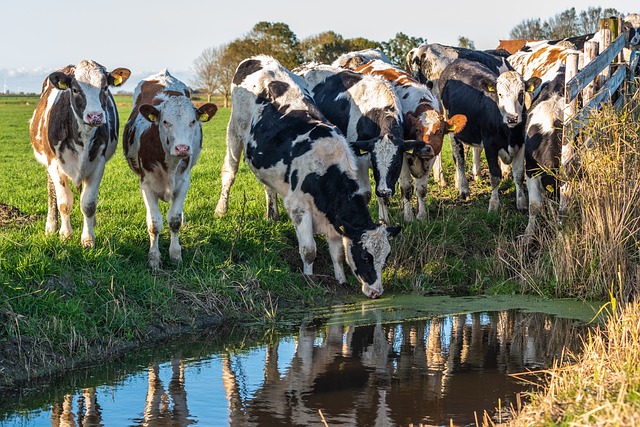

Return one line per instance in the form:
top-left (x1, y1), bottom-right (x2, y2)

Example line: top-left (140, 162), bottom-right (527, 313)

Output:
top-left (1, 309), bottom-right (589, 427)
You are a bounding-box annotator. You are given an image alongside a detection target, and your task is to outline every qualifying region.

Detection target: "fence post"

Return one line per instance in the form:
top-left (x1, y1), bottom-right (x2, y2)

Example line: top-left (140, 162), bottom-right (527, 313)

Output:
top-left (560, 52), bottom-right (580, 215)
top-left (583, 41), bottom-right (598, 104)
top-left (599, 19), bottom-right (613, 83)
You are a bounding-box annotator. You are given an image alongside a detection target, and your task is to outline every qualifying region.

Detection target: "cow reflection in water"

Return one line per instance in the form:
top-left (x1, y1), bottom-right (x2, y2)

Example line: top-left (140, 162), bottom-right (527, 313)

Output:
top-left (222, 311), bottom-right (586, 426)
top-left (50, 357), bottom-right (192, 427)
top-left (51, 389), bottom-right (101, 427)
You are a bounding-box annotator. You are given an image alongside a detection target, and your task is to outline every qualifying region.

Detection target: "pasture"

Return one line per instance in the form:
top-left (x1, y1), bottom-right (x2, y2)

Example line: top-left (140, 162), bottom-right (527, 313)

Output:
top-left (0, 93), bottom-right (531, 385)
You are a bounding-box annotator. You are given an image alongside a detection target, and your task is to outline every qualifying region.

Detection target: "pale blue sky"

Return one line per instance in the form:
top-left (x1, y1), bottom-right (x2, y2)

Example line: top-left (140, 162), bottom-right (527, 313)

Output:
top-left (0, 0), bottom-right (632, 93)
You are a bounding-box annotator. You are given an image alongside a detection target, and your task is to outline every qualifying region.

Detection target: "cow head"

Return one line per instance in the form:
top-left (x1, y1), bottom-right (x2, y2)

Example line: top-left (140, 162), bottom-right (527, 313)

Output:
top-left (624, 14), bottom-right (640, 47)
top-left (49, 60), bottom-right (130, 127)
top-left (404, 108), bottom-right (467, 156)
top-left (485, 71), bottom-right (540, 127)
top-left (139, 99), bottom-right (218, 158)
top-left (351, 135), bottom-right (404, 198)
top-left (338, 217), bottom-right (401, 298)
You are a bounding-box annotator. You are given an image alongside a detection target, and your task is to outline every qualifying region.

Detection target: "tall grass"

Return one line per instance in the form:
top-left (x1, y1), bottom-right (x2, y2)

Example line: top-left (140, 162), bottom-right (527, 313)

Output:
top-left (496, 91), bottom-right (640, 301)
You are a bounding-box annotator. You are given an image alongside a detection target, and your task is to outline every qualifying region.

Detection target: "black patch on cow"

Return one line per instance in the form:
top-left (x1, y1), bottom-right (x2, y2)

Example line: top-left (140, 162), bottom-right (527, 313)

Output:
top-left (356, 113), bottom-right (382, 139)
top-left (309, 72), bottom-right (363, 134)
top-left (290, 169), bottom-right (299, 191)
top-left (268, 81), bottom-right (290, 98)
top-left (233, 59), bottom-right (263, 86)
top-left (349, 240), bottom-right (377, 285)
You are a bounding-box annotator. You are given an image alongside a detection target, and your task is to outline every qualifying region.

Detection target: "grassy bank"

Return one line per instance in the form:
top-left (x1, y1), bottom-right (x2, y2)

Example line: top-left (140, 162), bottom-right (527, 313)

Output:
top-left (0, 90), bottom-right (637, 397)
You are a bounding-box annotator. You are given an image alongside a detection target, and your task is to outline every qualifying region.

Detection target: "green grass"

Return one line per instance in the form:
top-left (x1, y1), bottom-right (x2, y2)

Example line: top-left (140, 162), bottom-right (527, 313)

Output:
top-left (0, 93), bottom-right (532, 387)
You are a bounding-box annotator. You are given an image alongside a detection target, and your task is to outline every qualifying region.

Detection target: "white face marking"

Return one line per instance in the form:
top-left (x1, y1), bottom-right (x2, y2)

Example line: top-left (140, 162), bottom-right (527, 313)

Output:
top-left (74, 61), bottom-right (108, 125)
top-left (496, 71), bottom-right (526, 127)
top-left (157, 96), bottom-right (201, 158)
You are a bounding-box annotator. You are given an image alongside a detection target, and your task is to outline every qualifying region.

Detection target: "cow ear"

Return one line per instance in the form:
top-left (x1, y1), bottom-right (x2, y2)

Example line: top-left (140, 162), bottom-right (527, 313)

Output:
top-left (336, 215), bottom-right (360, 239)
top-left (49, 72), bottom-right (72, 91)
top-left (482, 78), bottom-right (496, 92)
top-left (386, 225), bottom-right (402, 238)
top-left (109, 68), bottom-right (131, 87)
top-left (447, 114), bottom-right (467, 134)
top-left (197, 103), bottom-right (218, 122)
top-left (526, 77), bottom-right (542, 93)
top-left (351, 138), bottom-right (376, 155)
top-left (139, 104), bottom-right (160, 122)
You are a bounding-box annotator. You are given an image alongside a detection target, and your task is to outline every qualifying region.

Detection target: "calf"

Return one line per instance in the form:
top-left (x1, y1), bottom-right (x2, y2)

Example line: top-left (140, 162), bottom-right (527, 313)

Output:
top-left (296, 63), bottom-right (425, 223)
top-left (29, 60), bottom-right (130, 247)
top-left (214, 55), bottom-right (400, 298)
top-left (123, 70), bottom-right (218, 270)
top-left (523, 72), bottom-right (565, 238)
top-left (440, 59), bottom-right (540, 212)
top-left (354, 59), bottom-right (467, 221)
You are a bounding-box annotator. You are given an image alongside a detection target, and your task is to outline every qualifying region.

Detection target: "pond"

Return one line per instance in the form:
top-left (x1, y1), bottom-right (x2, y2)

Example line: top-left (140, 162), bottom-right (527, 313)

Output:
top-left (0, 295), bottom-right (599, 426)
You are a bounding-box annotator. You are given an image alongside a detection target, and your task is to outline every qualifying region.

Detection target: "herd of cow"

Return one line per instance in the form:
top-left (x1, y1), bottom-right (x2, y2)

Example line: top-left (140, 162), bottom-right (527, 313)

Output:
top-left (28, 14), bottom-right (640, 298)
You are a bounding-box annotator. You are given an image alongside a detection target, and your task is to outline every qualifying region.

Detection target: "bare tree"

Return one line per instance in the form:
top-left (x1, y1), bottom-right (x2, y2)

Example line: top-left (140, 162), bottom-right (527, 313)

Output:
top-left (191, 46), bottom-right (220, 103)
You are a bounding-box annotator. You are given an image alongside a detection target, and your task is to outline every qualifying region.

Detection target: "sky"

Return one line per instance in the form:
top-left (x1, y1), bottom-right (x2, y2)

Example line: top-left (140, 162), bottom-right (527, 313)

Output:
top-left (0, 0), bottom-right (633, 94)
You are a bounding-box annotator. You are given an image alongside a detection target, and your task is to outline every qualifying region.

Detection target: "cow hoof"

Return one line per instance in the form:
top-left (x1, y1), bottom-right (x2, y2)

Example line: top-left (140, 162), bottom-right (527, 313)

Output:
top-left (149, 254), bottom-right (162, 272)
top-left (459, 191), bottom-right (470, 201)
top-left (170, 251), bottom-right (183, 265)
top-left (81, 237), bottom-right (95, 249)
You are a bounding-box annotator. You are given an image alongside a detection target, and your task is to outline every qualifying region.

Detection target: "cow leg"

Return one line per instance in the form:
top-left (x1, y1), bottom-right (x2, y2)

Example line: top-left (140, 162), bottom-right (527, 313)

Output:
top-left (510, 145), bottom-right (527, 211)
top-left (431, 153), bottom-right (447, 187)
top-left (377, 197), bottom-right (390, 225)
top-left (471, 147), bottom-right (483, 181)
top-left (79, 160), bottom-right (106, 248)
top-left (416, 157), bottom-right (435, 219)
top-left (48, 164), bottom-right (73, 240)
top-left (214, 129), bottom-right (244, 217)
top-left (286, 203), bottom-right (316, 276)
top-left (485, 147), bottom-right (502, 212)
top-left (328, 232), bottom-right (347, 284)
top-left (525, 174), bottom-right (543, 238)
top-left (451, 136), bottom-right (470, 200)
top-left (45, 173), bottom-right (58, 235)
top-left (265, 186), bottom-right (280, 222)
top-left (141, 186), bottom-right (163, 271)
top-left (399, 156), bottom-right (415, 221)
top-left (355, 154), bottom-right (372, 204)
top-left (167, 176), bottom-right (191, 265)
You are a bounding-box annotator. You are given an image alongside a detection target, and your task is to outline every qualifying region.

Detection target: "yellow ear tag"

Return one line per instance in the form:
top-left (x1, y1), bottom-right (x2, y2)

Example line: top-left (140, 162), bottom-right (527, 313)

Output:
top-left (199, 113), bottom-right (209, 122)
top-left (546, 185), bottom-right (554, 193)
top-left (114, 75), bottom-right (123, 86)
top-left (148, 113), bottom-right (158, 122)
top-left (449, 124), bottom-right (457, 132)
top-left (488, 86), bottom-right (496, 92)
top-left (339, 225), bottom-right (346, 234)
top-left (58, 82), bottom-right (69, 90)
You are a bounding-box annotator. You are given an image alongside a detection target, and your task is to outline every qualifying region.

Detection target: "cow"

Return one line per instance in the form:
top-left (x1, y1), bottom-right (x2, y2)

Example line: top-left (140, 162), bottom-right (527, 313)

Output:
top-left (214, 55), bottom-right (400, 298)
top-left (123, 70), bottom-right (218, 271)
top-left (331, 48), bottom-right (392, 70)
top-left (295, 63), bottom-right (427, 224)
top-left (353, 59), bottom-right (467, 221)
top-left (440, 59), bottom-right (541, 212)
top-left (404, 43), bottom-right (513, 187)
top-left (29, 60), bottom-right (131, 247)
top-left (523, 71), bottom-right (565, 238)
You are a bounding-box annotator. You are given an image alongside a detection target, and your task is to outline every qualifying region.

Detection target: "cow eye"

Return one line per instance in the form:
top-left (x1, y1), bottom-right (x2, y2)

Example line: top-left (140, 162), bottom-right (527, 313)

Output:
top-left (72, 87), bottom-right (79, 94)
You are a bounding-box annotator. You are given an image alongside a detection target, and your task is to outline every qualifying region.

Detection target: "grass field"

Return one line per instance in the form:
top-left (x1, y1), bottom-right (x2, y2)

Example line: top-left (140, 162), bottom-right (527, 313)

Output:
top-left (4, 90), bottom-right (636, 391)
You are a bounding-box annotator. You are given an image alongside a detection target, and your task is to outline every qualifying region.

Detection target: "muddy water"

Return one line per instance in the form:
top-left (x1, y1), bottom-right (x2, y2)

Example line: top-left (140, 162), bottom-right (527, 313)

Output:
top-left (0, 296), bottom-right (598, 427)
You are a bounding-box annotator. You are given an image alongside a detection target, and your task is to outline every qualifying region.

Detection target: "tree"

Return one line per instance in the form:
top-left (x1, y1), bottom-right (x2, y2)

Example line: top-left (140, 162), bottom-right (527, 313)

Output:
top-left (381, 32), bottom-right (425, 67)
top-left (191, 46), bottom-right (222, 103)
top-left (457, 36), bottom-right (475, 49)
top-left (299, 31), bottom-right (349, 64)
top-left (345, 37), bottom-right (381, 53)
top-left (509, 17), bottom-right (545, 40)
top-left (245, 21), bottom-right (301, 69)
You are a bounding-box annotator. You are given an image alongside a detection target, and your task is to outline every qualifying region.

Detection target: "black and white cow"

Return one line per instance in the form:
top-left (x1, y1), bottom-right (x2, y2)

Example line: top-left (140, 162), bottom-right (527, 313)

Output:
top-left (29, 60), bottom-right (131, 247)
top-left (123, 70), bottom-right (218, 270)
top-left (523, 71), bottom-right (565, 238)
top-left (331, 48), bottom-right (392, 70)
top-left (296, 63), bottom-right (426, 224)
top-left (440, 59), bottom-right (541, 212)
top-left (214, 55), bottom-right (400, 298)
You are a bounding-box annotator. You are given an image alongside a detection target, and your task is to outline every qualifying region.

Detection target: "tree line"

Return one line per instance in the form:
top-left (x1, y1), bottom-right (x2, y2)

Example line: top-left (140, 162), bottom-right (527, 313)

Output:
top-left (192, 6), bottom-right (625, 106)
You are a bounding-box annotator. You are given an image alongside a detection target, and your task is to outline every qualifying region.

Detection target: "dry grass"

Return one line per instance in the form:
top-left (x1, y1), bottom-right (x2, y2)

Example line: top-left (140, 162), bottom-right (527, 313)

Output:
top-left (503, 299), bottom-right (640, 426)
top-left (495, 90), bottom-right (640, 301)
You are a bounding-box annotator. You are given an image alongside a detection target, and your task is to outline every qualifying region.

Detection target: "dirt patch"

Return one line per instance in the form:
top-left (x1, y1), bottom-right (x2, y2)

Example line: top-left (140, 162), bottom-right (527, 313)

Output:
top-left (0, 203), bottom-right (37, 228)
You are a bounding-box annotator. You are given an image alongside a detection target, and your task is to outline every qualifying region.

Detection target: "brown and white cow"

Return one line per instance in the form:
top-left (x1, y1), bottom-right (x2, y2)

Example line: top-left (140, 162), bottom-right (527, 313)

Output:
top-left (353, 59), bottom-right (467, 221)
top-left (215, 55), bottom-right (400, 298)
top-left (123, 70), bottom-right (218, 271)
top-left (29, 60), bottom-right (130, 247)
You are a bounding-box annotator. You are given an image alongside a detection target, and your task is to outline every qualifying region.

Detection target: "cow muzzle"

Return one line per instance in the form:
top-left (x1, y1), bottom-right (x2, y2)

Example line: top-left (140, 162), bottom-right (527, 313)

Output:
top-left (85, 112), bottom-right (104, 126)
top-left (376, 188), bottom-right (393, 198)
top-left (505, 115), bottom-right (520, 127)
top-left (174, 145), bottom-right (191, 157)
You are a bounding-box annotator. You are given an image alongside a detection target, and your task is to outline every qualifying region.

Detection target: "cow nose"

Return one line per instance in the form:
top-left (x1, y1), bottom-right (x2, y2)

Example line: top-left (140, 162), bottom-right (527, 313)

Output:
top-left (86, 112), bottom-right (104, 125)
top-left (175, 145), bottom-right (191, 156)
top-left (506, 115), bottom-right (520, 125)
top-left (376, 188), bottom-right (393, 198)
